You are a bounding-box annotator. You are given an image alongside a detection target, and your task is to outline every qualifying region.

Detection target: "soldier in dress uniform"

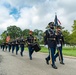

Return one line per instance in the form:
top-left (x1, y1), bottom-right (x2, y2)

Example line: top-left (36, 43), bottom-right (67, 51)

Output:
top-left (12, 40), bottom-right (15, 53)
top-left (2, 42), bottom-right (5, 51)
top-left (5, 42), bottom-right (8, 51)
top-left (15, 38), bottom-right (19, 55)
top-left (26, 30), bottom-right (35, 60)
top-left (20, 37), bottom-right (25, 56)
top-left (8, 42), bottom-right (12, 52)
top-left (54, 25), bottom-right (65, 65)
top-left (44, 22), bottom-right (57, 69)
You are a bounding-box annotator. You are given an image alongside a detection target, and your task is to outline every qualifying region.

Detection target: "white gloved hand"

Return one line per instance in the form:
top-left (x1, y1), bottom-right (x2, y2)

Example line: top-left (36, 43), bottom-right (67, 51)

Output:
top-left (57, 44), bottom-right (61, 47)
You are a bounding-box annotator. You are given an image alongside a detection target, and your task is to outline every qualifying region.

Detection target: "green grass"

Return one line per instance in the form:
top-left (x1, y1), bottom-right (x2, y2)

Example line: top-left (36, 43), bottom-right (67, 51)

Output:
top-left (62, 47), bottom-right (76, 57)
top-left (40, 46), bottom-right (76, 57)
top-left (25, 46), bottom-right (76, 57)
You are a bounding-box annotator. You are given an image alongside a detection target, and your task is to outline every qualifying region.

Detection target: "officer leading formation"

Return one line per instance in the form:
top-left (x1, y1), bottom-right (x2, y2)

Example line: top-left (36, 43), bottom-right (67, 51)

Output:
top-left (44, 22), bottom-right (65, 69)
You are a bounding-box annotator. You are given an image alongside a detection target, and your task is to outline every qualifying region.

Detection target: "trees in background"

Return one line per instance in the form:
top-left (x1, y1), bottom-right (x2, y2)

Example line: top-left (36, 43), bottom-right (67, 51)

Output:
top-left (0, 20), bottom-right (76, 45)
top-left (69, 20), bottom-right (76, 45)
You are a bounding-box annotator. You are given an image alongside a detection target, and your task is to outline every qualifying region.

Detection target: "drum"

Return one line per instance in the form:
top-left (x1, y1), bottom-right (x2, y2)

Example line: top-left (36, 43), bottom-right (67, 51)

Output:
top-left (32, 42), bottom-right (41, 52)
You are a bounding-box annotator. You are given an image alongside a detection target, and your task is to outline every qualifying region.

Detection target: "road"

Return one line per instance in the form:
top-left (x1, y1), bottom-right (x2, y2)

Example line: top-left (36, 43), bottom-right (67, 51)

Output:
top-left (0, 49), bottom-right (76, 75)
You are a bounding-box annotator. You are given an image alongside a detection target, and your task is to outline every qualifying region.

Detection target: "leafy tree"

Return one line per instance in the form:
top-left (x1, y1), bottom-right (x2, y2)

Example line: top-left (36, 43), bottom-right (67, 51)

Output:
top-left (22, 29), bottom-right (30, 38)
top-left (69, 20), bottom-right (76, 45)
top-left (62, 30), bottom-right (70, 44)
top-left (0, 31), bottom-right (7, 42)
top-left (33, 29), bottom-right (44, 44)
top-left (7, 25), bottom-right (22, 39)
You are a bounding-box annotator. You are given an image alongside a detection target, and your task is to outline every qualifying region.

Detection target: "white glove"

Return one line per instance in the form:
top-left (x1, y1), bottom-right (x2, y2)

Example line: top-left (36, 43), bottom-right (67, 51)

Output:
top-left (57, 44), bottom-right (61, 47)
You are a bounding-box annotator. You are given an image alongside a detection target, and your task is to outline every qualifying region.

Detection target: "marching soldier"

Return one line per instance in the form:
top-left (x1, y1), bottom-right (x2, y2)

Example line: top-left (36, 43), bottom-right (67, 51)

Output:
top-left (26, 30), bottom-right (35, 60)
top-left (20, 37), bottom-right (25, 56)
top-left (5, 42), bottom-right (8, 51)
top-left (2, 42), bottom-right (5, 51)
top-left (8, 42), bottom-right (12, 52)
top-left (44, 22), bottom-right (57, 69)
top-left (54, 25), bottom-right (65, 65)
top-left (15, 38), bottom-right (19, 55)
top-left (12, 40), bottom-right (15, 53)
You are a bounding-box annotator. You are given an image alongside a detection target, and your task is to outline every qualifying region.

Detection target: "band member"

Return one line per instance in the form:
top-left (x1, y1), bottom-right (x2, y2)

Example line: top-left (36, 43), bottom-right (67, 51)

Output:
top-left (27, 30), bottom-right (35, 60)
top-left (54, 25), bottom-right (65, 65)
top-left (44, 22), bottom-right (57, 69)
top-left (20, 37), bottom-right (25, 56)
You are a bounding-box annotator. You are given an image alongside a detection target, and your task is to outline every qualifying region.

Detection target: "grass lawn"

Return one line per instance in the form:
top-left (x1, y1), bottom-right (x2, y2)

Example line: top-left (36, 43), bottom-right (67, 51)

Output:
top-left (62, 47), bottom-right (76, 57)
top-left (40, 46), bottom-right (76, 57)
top-left (25, 46), bottom-right (76, 57)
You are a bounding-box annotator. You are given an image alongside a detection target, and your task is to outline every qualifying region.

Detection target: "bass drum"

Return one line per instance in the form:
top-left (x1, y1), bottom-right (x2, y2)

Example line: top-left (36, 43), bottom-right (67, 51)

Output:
top-left (32, 42), bottom-right (41, 52)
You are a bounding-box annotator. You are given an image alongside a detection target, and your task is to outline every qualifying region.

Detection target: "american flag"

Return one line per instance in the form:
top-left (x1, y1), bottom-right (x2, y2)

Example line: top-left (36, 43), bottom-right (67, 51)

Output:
top-left (54, 14), bottom-right (61, 26)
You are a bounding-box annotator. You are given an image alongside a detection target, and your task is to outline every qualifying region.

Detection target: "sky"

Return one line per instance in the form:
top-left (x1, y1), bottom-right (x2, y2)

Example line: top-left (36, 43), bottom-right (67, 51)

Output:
top-left (0, 0), bottom-right (76, 34)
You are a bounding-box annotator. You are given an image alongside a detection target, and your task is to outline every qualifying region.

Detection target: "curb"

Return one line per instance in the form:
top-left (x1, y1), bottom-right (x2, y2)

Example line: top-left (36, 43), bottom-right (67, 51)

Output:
top-left (64, 55), bottom-right (76, 59)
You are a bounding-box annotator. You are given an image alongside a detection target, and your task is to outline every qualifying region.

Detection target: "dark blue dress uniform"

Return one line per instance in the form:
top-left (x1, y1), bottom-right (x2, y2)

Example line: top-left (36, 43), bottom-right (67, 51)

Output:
top-left (2, 43), bottom-right (5, 51)
top-left (8, 42), bottom-right (11, 52)
top-left (44, 22), bottom-right (57, 69)
top-left (5, 42), bottom-right (8, 51)
top-left (20, 39), bottom-right (25, 56)
top-left (54, 28), bottom-right (64, 65)
top-left (27, 35), bottom-right (34, 60)
top-left (12, 41), bottom-right (15, 53)
top-left (15, 40), bottom-right (19, 55)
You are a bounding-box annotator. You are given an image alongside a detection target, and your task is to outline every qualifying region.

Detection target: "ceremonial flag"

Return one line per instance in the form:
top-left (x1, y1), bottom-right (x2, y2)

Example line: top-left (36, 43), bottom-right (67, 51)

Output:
top-left (58, 19), bottom-right (61, 25)
top-left (6, 36), bottom-right (10, 43)
top-left (54, 14), bottom-right (58, 26)
top-left (54, 13), bottom-right (61, 26)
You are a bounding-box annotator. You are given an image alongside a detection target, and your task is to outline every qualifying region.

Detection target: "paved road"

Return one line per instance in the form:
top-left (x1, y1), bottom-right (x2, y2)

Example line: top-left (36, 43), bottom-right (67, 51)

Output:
top-left (0, 49), bottom-right (76, 75)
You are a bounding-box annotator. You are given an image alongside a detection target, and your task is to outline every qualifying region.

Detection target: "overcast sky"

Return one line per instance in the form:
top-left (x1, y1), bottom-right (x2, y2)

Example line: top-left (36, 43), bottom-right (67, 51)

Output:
top-left (0, 0), bottom-right (76, 34)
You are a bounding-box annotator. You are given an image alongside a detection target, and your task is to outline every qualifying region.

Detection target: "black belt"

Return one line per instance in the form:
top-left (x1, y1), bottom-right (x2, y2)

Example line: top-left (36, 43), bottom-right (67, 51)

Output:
top-left (60, 39), bottom-right (62, 41)
top-left (48, 38), bottom-right (56, 40)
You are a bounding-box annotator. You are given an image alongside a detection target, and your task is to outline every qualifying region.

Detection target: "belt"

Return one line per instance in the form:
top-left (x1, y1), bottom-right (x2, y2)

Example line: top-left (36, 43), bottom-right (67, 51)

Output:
top-left (48, 38), bottom-right (56, 40)
top-left (60, 39), bottom-right (62, 41)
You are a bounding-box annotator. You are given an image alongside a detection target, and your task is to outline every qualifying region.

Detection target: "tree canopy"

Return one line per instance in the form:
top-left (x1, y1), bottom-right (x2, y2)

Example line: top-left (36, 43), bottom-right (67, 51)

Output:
top-left (0, 20), bottom-right (76, 45)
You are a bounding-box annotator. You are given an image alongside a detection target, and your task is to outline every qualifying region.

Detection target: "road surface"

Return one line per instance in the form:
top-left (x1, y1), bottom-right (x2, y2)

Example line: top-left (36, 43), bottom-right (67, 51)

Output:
top-left (0, 49), bottom-right (76, 75)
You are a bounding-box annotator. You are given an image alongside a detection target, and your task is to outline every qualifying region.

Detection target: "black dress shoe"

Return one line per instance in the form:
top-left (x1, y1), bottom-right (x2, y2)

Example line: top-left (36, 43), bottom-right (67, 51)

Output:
top-left (45, 58), bottom-right (49, 65)
top-left (60, 61), bottom-right (65, 64)
top-left (20, 52), bottom-right (23, 56)
top-left (30, 57), bottom-right (32, 60)
top-left (52, 65), bottom-right (58, 69)
top-left (16, 52), bottom-right (18, 55)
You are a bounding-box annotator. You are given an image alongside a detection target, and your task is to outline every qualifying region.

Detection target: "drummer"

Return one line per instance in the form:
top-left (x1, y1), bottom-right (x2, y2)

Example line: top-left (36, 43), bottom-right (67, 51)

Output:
top-left (26, 30), bottom-right (35, 60)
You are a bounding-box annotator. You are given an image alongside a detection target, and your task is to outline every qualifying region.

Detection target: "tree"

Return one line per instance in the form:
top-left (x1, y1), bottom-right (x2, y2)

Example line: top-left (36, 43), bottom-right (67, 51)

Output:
top-left (22, 29), bottom-right (30, 38)
top-left (69, 20), bottom-right (76, 45)
top-left (33, 29), bottom-right (44, 44)
top-left (0, 31), bottom-right (7, 42)
top-left (62, 30), bottom-right (70, 44)
top-left (7, 25), bottom-right (22, 40)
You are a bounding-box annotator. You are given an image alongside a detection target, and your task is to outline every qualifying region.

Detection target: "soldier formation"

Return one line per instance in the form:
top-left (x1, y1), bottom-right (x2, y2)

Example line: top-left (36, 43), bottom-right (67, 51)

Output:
top-left (0, 22), bottom-right (65, 69)
top-left (0, 31), bottom-right (40, 59)
top-left (0, 37), bottom-right (26, 57)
